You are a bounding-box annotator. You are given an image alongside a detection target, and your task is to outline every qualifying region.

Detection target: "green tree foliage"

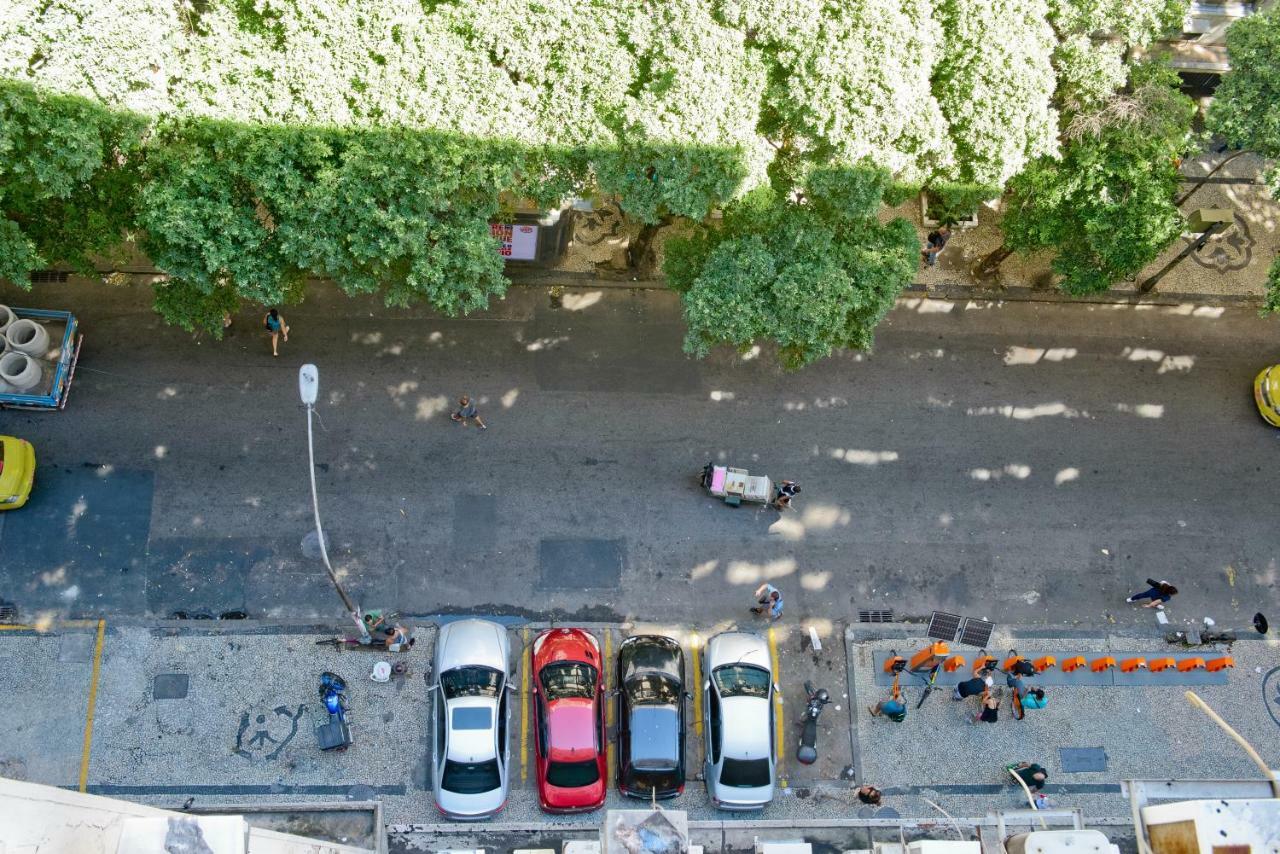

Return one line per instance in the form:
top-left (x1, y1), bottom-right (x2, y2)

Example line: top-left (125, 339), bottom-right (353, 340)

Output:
top-left (666, 165), bottom-right (918, 368)
top-left (1207, 6), bottom-right (1280, 313)
top-left (932, 0), bottom-right (1059, 187)
top-left (993, 63), bottom-right (1193, 294)
top-left (0, 83), bottom-right (146, 286)
top-left (0, 0), bottom-right (1194, 348)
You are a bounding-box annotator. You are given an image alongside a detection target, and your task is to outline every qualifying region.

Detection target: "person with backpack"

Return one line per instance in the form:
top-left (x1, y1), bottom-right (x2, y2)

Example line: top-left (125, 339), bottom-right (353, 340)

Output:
top-left (263, 308), bottom-right (289, 357)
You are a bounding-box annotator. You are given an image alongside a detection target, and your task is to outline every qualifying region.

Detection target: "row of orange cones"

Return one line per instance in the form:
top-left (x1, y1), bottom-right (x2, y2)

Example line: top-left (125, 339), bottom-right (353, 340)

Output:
top-left (885, 641), bottom-right (1234, 675)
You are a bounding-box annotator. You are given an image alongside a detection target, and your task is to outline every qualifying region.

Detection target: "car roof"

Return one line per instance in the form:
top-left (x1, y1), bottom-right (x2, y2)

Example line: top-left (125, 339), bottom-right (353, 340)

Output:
top-left (706, 631), bottom-right (769, 673)
top-left (719, 696), bottom-right (771, 758)
top-left (627, 705), bottom-right (679, 765)
top-left (547, 697), bottom-right (597, 761)
top-left (437, 619), bottom-right (508, 673)
top-left (445, 696), bottom-right (498, 763)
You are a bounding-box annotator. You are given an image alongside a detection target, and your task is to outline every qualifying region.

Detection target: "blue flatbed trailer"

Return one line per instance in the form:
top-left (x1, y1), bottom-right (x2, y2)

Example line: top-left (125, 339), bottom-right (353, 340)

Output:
top-left (0, 308), bottom-right (83, 410)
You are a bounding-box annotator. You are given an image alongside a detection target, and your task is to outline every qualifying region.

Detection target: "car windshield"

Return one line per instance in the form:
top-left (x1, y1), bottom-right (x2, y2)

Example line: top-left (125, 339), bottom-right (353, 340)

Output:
top-left (626, 673), bottom-right (680, 705)
top-left (441, 666), bottom-right (501, 699)
top-left (712, 664), bottom-right (770, 698)
top-left (720, 757), bottom-right (770, 788)
top-left (451, 706), bottom-right (493, 730)
top-left (440, 758), bottom-right (500, 795)
top-left (546, 758), bottom-right (600, 788)
top-left (539, 662), bottom-right (597, 700)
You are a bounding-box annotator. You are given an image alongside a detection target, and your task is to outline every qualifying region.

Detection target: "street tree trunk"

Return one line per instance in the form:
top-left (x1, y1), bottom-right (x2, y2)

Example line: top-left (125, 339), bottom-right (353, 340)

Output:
top-left (976, 245), bottom-right (1014, 278)
top-left (627, 215), bottom-right (673, 272)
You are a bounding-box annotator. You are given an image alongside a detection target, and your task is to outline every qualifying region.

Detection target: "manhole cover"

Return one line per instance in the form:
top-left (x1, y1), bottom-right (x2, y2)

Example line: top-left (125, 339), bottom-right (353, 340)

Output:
top-left (153, 673), bottom-right (190, 700)
top-left (347, 784), bottom-right (376, 801)
top-left (1059, 746), bottom-right (1107, 772)
top-left (58, 633), bottom-right (95, 663)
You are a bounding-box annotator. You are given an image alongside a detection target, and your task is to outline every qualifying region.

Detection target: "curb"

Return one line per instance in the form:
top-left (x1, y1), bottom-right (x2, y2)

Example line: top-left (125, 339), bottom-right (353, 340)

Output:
top-left (503, 268), bottom-right (1266, 308)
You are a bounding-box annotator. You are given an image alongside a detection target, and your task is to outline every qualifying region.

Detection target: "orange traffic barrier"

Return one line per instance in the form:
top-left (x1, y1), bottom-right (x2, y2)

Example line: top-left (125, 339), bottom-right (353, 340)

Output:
top-left (1033, 656), bottom-right (1056, 672)
top-left (1177, 657), bottom-right (1206, 672)
top-left (1206, 656), bottom-right (1235, 672)
top-left (910, 642), bottom-right (949, 671)
top-left (943, 655), bottom-right (966, 672)
top-left (1090, 656), bottom-right (1116, 672)
top-left (883, 653), bottom-right (907, 674)
top-left (1120, 657), bottom-right (1147, 673)
top-left (1061, 656), bottom-right (1086, 673)
top-left (1148, 657), bottom-right (1176, 672)
top-left (972, 654), bottom-right (996, 676)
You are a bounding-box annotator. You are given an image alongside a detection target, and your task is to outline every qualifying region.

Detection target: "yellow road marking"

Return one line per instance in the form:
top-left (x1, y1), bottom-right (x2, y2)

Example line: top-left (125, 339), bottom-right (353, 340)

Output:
top-left (768, 625), bottom-right (784, 765)
top-left (0, 619), bottom-right (98, 631)
top-left (603, 629), bottom-right (615, 785)
top-left (520, 628), bottom-right (530, 783)
top-left (689, 633), bottom-right (703, 739)
top-left (78, 619), bottom-right (106, 792)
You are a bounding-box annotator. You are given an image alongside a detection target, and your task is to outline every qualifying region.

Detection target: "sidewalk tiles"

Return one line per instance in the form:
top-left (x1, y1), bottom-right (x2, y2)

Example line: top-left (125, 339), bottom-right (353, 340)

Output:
top-left (848, 626), bottom-right (1280, 820)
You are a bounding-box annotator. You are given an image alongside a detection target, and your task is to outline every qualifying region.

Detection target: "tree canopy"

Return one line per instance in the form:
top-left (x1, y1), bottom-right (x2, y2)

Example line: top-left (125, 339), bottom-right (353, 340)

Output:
top-left (666, 165), bottom-right (919, 368)
top-left (0, 0), bottom-right (1193, 360)
top-left (1207, 6), bottom-right (1280, 313)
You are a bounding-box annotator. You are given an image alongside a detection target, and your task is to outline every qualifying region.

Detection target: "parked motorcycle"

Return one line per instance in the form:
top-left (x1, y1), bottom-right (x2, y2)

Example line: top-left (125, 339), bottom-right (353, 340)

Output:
top-left (314, 671), bottom-right (353, 751)
top-left (796, 680), bottom-right (831, 765)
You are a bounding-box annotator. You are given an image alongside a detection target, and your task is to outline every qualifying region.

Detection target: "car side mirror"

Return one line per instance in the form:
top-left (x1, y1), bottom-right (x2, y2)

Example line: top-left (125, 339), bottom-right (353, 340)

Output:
top-left (683, 691), bottom-right (692, 700)
top-left (773, 683), bottom-right (781, 693)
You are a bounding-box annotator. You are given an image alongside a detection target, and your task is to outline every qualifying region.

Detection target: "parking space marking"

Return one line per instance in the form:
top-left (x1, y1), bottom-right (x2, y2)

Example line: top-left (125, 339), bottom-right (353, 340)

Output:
top-left (689, 632), bottom-right (703, 739)
top-left (768, 625), bottom-right (784, 765)
top-left (520, 628), bottom-right (530, 783)
top-left (603, 628), bottom-right (615, 785)
top-left (79, 618), bottom-right (106, 792)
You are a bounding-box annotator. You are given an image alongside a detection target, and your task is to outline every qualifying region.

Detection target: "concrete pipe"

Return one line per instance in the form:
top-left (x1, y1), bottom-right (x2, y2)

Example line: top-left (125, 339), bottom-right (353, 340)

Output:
top-left (5, 318), bottom-right (49, 357)
top-left (0, 305), bottom-right (14, 336)
top-left (0, 351), bottom-right (42, 392)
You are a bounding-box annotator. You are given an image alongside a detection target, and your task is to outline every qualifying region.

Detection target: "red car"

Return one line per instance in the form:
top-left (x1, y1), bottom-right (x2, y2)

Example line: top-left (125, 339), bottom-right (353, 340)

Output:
top-left (532, 627), bottom-right (607, 813)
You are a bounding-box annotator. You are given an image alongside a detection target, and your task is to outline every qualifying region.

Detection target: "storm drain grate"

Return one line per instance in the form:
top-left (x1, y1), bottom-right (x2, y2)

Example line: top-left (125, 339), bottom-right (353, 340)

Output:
top-left (858, 609), bottom-right (894, 623)
top-left (29, 270), bottom-right (69, 284)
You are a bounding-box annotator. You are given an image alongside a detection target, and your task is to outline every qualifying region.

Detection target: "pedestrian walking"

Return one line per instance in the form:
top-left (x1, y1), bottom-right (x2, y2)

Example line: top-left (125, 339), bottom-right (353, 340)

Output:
top-left (867, 697), bottom-right (907, 722)
top-left (1126, 578), bottom-right (1178, 609)
top-left (953, 675), bottom-right (990, 701)
top-left (450, 395), bottom-right (487, 430)
top-left (750, 583), bottom-right (784, 620)
top-left (973, 689), bottom-right (1001, 723)
top-left (921, 225), bottom-right (952, 267)
top-left (263, 308), bottom-right (289, 356)
top-left (772, 481), bottom-right (800, 510)
top-left (1007, 761), bottom-right (1048, 791)
top-left (857, 785), bottom-right (882, 805)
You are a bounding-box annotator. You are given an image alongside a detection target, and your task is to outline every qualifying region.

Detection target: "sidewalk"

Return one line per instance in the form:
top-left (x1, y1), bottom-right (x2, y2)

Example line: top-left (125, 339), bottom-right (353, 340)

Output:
top-left (4, 616), bottom-right (1276, 832)
top-left (847, 624), bottom-right (1280, 820)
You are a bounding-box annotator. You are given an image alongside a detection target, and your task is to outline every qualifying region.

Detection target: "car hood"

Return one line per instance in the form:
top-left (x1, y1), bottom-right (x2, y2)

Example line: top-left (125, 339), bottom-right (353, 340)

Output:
top-left (620, 635), bottom-right (682, 682)
top-left (706, 632), bottom-right (769, 672)
top-left (436, 619), bottom-right (508, 673)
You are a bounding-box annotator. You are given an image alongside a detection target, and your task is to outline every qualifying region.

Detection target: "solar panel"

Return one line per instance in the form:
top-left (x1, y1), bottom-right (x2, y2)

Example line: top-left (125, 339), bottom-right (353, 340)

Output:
top-left (926, 611), bottom-right (962, 642)
top-left (958, 617), bottom-right (995, 648)
top-left (858, 609), bottom-right (894, 623)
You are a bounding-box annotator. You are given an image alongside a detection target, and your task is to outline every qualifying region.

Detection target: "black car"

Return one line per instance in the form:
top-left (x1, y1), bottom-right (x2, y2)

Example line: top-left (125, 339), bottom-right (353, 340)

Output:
top-left (616, 634), bottom-right (686, 799)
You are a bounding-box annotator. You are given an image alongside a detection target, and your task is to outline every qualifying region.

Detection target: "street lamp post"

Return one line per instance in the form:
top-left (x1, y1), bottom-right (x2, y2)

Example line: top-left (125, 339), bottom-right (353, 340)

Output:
top-left (299, 364), bottom-right (371, 644)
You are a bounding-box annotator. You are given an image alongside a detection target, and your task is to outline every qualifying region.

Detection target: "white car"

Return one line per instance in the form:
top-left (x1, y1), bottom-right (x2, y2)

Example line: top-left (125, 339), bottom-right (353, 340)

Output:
top-left (431, 619), bottom-right (512, 820)
top-left (702, 631), bottom-right (775, 810)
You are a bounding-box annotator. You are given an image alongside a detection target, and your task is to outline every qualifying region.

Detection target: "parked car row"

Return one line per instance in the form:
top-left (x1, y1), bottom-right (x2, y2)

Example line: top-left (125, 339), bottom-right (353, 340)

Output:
top-left (429, 620), bottom-right (778, 820)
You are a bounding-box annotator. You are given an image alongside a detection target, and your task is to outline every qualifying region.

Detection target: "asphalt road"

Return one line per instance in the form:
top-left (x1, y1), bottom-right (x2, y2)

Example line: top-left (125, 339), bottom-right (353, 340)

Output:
top-left (1, 280), bottom-right (1277, 631)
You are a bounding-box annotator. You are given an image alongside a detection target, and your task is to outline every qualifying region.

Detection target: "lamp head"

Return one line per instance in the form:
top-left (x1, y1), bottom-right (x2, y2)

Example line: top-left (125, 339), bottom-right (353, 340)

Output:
top-left (299, 364), bottom-right (319, 406)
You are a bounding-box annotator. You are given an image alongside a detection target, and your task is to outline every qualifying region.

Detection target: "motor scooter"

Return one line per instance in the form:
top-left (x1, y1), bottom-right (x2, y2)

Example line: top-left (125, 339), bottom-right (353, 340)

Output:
top-left (796, 680), bottom-right (830, 765)
top-left (314, 671), bottom-right (353, 751)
